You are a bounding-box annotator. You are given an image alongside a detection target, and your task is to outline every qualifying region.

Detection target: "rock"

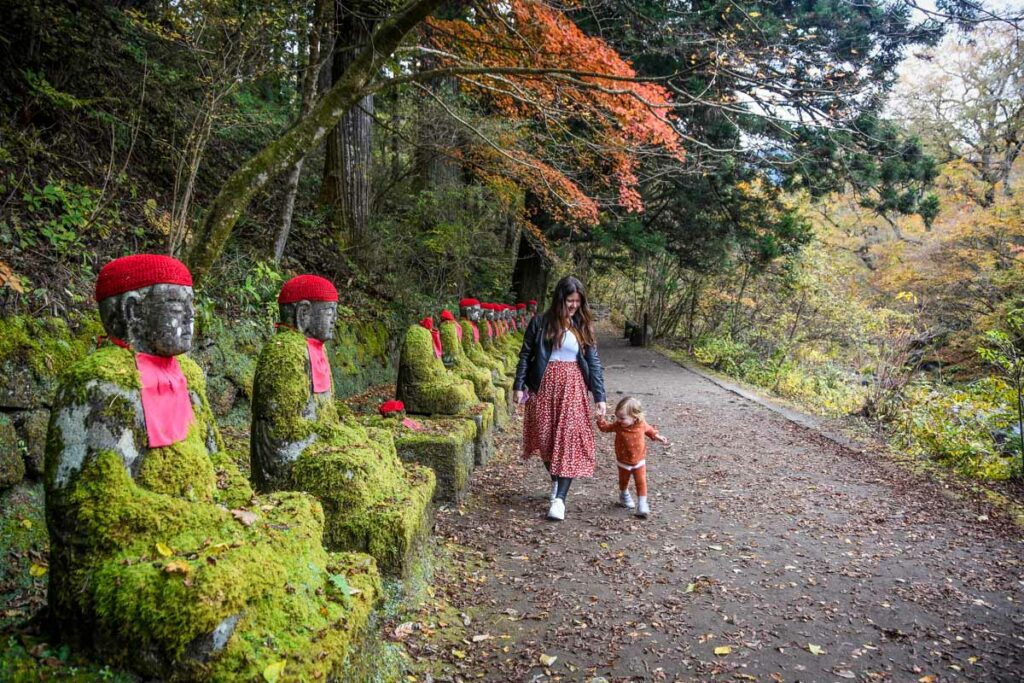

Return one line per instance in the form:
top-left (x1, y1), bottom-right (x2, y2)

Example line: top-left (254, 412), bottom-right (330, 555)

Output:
top-left (17, 409), bottom-right (49, 476)
top-left (0, 415), bottom-right (25, 488)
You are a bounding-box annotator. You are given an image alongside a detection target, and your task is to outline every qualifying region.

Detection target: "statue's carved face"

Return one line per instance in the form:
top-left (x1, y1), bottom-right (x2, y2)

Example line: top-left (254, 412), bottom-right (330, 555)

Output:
top-left (528, 303), bottom-right (537, 314)
top-left (462, 305), bottom-right (483, 322)
top-left (123, 284), bottom-right (195, 357)
top-left (299, 301), bottom-right (338, 342)
top-left (484, 308), bottom-right (495, 321)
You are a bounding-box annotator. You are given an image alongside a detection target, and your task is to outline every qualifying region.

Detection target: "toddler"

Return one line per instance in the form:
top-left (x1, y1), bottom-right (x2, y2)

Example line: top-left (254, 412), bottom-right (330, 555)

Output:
top-left (597, 396), bottom-right (668, 518)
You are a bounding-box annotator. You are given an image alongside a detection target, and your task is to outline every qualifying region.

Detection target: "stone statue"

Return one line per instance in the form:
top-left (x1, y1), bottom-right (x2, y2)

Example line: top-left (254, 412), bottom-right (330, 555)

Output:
top-left (459, 298), bottom-right (514, 415)
top-left (45, 256), bottom-right (379, 681)
top-left (251, 274), bottom-right (338, 490)
top-left (251, 275), bottom-right (435, 575)
top-left (396, 320), bottom-right (478, 415)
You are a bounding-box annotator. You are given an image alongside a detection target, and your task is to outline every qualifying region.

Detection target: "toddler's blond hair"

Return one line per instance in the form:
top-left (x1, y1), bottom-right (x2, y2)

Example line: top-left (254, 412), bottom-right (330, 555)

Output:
top-left (615, 396), bottom-right (645, 423)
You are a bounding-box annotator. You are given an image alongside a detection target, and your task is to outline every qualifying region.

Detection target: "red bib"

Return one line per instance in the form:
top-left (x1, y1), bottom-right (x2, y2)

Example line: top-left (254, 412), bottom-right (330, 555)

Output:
top-left (136, 353), bottom-right (195, 448)
top-left (431, 329), bottom-right (443, 359)
top-left (307, 338), bottom-right (332, 394)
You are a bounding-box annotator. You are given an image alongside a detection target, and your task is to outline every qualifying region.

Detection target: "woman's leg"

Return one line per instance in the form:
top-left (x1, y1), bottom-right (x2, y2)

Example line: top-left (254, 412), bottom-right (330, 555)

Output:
top-left (555, 476), bottom-right (573, 500)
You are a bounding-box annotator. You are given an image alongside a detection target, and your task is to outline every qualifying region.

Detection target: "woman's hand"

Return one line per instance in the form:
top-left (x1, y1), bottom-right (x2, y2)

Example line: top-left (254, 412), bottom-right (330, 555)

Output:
top-left (513, 390), bottom-right (524, 404)
top-left (594, 402), bottom-right (606, 418)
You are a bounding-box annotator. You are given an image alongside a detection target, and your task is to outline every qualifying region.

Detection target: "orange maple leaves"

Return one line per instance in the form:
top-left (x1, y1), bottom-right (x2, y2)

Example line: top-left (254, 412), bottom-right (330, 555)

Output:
top-left (427, 0), bottom-right (683, 224)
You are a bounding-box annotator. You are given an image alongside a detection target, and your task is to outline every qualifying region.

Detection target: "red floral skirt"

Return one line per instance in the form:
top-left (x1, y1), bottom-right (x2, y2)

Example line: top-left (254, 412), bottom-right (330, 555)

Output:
top-left (522, 361), bottom-right (596, 478)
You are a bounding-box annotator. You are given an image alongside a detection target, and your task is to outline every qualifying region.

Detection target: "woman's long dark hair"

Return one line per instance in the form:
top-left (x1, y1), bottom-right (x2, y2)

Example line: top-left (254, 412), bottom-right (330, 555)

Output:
top-left (544, 275), bottom-right (595, 349)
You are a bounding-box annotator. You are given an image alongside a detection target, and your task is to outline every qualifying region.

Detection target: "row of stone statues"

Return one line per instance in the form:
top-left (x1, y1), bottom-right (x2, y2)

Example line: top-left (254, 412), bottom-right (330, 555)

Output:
top-left (43, 254), bottom-right (531, 681)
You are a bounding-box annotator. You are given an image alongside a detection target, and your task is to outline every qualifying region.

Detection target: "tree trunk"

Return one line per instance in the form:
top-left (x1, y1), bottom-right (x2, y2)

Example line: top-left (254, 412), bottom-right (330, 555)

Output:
top-left (185, 0), bottom-right (449, 286)
top-left (274, 0), bottom-right (329, 264)
top-left (324, 4), bottom-right (374, 257)
top-left (512, 229), bottom-right (549, 308)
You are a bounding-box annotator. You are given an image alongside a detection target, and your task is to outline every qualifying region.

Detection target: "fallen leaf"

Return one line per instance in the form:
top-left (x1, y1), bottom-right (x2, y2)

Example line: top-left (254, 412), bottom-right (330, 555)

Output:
top-left (835, 670), bottom-right (855, 679)
top-left (714, 646), bottom-right (732, 656)
top-left (452, 648), bottom-right (466, 659)
top-left (20, 518), bottom-right (32, 530)
top-left (807, 644), bottom-right (824, 656)
top-left (918, 676), bottom-right (937, 683)
top-left (539, 653), bottom-right (557, 666)
top-left (708, 545), bottom-right (723, 551)
top-left (164, 560), bottom-right (191, 575)
top-left (155, 542), bottom-right (173, 557)
top-left (263, 659), bottom-right (286, 682)
top-left (393, 622), bottom-right (416, 640)
top-left (685, 583), bottom-right (696, 593)
top-left (29, 563), bottom-right (47, 577)
top-left (231, 509), bottom-right (258, 526)
top-left (472, 634), bottom-right (492, 643)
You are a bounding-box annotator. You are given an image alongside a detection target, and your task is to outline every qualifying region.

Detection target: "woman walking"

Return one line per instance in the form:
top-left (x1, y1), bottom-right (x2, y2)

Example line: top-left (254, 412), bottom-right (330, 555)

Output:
top-left (514, 276), bottom-right (606, 521)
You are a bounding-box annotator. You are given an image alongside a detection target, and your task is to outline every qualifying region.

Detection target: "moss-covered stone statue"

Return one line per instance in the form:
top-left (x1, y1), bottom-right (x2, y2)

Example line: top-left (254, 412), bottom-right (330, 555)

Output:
top-left (439, 308), bottom-right (506, 432)
top-left (459, 298), bottom-right (514, 417)
top-left (396, 316), bottom-right (496, 465)
top-left (45, 255), bottom-right (380, 681)
top-left (396, 320), bottom-right (477, 415)
top-left (251, 275), bottom-right (434, 576)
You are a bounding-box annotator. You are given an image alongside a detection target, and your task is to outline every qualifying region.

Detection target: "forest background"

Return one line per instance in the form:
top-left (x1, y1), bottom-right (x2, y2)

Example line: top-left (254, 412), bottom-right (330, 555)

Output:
top-left (1, 0), bottom-right (1023, 489)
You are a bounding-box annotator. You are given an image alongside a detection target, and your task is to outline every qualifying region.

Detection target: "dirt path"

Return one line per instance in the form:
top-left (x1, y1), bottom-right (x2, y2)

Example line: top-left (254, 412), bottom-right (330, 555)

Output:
top-left (396, 334), bottom-right (1024, 682)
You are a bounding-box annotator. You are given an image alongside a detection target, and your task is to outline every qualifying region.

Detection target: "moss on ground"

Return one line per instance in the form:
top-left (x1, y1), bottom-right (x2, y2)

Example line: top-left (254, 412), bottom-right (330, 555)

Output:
top-left (392, 418), bottom-right (477, 503)
top-left (45, 344), bottom-right (382, 681)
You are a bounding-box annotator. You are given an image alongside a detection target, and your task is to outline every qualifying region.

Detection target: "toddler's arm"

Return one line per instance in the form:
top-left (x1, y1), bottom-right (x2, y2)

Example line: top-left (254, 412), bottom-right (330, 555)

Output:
top-left (645, 423), bottom-right (670, 444)
top-left (596, 415), bottom-right (618, 432)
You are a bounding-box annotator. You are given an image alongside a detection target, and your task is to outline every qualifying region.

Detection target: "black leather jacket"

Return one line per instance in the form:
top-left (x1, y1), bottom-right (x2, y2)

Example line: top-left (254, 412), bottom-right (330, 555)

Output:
top-left (514, 314), bottom-right (606, 403)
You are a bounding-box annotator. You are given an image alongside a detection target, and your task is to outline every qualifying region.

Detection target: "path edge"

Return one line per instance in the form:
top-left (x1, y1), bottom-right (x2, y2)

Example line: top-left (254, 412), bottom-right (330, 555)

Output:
top-left (654, 345), bottom-right (1024, 531)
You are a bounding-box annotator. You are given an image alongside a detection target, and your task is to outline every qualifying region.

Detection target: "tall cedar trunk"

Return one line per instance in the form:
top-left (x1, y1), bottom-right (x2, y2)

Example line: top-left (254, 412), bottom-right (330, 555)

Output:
top-left (414, 75), bottom-right (461, 189)
top-left (325, 3), bottom-right (374, 257)
top-left (274, 0), bottom-right (329, 263)
top-left (185, 0), bottom-right (449, 285)
top-left (512, 231), bottom-right (549, 308)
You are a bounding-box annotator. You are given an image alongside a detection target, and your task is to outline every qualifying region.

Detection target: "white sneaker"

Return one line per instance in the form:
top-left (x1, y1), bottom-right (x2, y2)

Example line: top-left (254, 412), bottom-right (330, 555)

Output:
top-left (550, 482), bottom-right (559, 502)
top-left (547, 498), bottom-right (565, 521)
top-left (635, 496), bottom-right (649, 519)
top-left (618, 490), bottom-right (636, 509)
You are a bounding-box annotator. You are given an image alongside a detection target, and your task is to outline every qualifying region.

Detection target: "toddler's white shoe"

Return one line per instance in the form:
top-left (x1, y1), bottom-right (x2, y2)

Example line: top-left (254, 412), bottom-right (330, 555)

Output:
top-left (618, 489), bottom-right (636, 509)
top-left (635, 496), bottom-right (650, 519)
top-left (547, 498), bottom-right (565, 521)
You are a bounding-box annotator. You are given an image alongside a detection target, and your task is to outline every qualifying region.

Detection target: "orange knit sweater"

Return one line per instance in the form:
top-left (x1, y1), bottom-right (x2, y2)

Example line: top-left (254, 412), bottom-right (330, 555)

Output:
top-left (597, 417), bottom-right (659, 466)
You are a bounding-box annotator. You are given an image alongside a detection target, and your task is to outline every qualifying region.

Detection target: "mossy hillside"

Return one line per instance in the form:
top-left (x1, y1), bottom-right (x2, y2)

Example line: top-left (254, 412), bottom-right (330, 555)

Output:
top-left (45, 345), bottom-right (381, 681)
top-left (0, 315), bottom-right (104, 408)
top-left (439, 321), bottom-right (495, 402)
top-left (331, 313), bottom-right (394, 399)
top-left (396, 325), bottom-right (477, 416)
top-left (190, 316), bottom-right (264, 425)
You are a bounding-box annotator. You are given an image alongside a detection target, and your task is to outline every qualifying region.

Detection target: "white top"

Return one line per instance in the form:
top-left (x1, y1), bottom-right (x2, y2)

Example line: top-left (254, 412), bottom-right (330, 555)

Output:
top-left (550, 329), bottom-right (580, 362)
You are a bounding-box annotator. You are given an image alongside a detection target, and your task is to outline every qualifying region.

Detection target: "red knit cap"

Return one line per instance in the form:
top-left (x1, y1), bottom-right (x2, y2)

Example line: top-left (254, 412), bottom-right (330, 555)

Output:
top-left (379, 400), bottom-right (405, 416)
top-left (95, 254), bottom-right (193, 302)
top-left (516, 303), bottom-right (527, 310)
top-left (419, 316), bottom-right (434, 330)
top-left (459, 298), bottom-right (480, 307)
top-left (278, 275), bottom-right (338, 305)
top-left (528, 299), bottom-right (537, 305)
top-left (440, 310), bottom-right (456, 322)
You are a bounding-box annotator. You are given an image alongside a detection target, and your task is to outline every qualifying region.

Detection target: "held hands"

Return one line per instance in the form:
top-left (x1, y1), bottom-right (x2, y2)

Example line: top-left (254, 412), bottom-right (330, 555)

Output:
top-left (513, 390), bottom-right (524, 404)
top-left (594, 402), bottom-right (607, 418)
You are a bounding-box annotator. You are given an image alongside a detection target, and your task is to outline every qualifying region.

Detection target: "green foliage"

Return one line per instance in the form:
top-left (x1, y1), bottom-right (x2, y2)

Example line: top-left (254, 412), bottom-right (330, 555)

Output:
top-left (896, 378), bottom-right (1017, 479)
top-left (18, 181), bottom-right (107, 257)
